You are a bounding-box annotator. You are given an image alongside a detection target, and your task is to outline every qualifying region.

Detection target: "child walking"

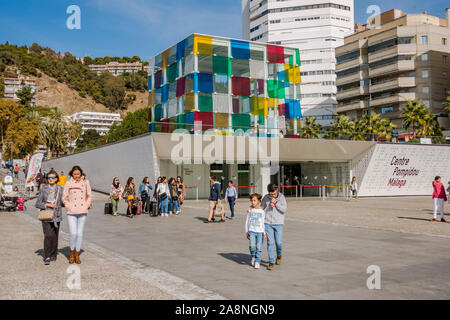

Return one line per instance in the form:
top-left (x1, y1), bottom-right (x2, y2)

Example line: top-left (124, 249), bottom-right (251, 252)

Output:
top-left (245, 193), bottom-right (266, 269)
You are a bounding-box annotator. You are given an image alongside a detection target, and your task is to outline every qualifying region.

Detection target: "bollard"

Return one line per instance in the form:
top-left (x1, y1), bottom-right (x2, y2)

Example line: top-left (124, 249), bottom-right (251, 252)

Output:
top-left (300, 185), bottom-right (303, 199)
top-left (196, 188), bottom-right (199, 201)
top-left (322, 185), bottom-right (326, 201)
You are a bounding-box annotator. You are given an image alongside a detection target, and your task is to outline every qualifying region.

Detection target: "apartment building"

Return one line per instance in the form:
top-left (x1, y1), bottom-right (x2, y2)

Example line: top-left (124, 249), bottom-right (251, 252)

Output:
top-left (69, 111), bottom-right (122, 135)
top-left (88, 62), bottom-right (145, 76)
top-left (242, 0), bottom-right (354, 127)
top-left (336, 9), bottom-right (450, 130)
top-left (3, 76), bottom-right (36, 105)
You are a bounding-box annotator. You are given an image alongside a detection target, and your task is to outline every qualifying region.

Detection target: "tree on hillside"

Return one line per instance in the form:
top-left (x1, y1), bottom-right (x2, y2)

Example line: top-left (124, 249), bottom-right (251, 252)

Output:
top-left (75, 129), bottom-right (103, 151)
top-left (0, 78), bottom-right (4, 98)
top-left (106, 108), bottom-right (148, 143)
top-left (16, 85), bottom-right (35, 108)
top-left (100, 72), bottom-right (128, 111)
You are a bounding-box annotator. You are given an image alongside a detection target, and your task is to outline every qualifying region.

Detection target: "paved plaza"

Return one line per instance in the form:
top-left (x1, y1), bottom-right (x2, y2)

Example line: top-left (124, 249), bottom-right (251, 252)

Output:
top-left (2, 194), bottom-right (450, 299)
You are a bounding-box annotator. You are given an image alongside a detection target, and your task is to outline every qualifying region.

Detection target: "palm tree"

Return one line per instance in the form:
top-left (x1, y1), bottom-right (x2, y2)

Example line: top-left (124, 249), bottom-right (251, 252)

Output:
top-left (66, 120), bottom-right (82, 152)
top-left (38, 107), bottom-right (71, 158)
top-left (443, 91), bottom-right (450, 115)
top-left (349, 118), bottom-right (367, 141)
top-left (363, 113), bottom-right (396, 141)
top-left (324, 115), bottom-right (353, 140)
top-left (300, 117), bottom-right (322, 139)
top-left (401, 100), bottom-right (428, 135)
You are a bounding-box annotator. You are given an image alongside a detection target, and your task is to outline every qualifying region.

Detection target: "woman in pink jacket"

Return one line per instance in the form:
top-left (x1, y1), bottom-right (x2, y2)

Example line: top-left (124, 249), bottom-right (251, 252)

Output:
top-left (62, 166), bottom-right (92, 264)
top-left (432, 176), bottom-right (447, 222)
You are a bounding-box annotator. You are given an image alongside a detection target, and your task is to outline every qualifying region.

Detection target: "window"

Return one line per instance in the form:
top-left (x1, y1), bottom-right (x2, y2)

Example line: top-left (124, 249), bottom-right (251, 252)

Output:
top-left (422, 87), bottom-right (429, 94)
top-left (443, 38), bottom-right (448, 46)
top-left (422, 70), bottom-right (429, 78)
top-left (421, 53), bottom-right (428, 61)
top-left (421, 36), bottom-right (428, 45)
top-left (443, 55), bottom-right (448, 64)
top-left (423, 100), bottom-right (430, 108)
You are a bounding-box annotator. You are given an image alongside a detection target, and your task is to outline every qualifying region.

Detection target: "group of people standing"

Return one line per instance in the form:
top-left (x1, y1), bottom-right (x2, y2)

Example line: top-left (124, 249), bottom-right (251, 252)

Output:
top-left (35, 166), bottom-right (92, 265)
top-left (109, 176), bottom-right (186, 218)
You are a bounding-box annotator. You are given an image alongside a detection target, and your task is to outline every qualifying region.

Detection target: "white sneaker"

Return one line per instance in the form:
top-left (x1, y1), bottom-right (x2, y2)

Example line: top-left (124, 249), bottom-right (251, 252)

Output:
top-left (254, 262), bottom-right (260, 269)
top-left (251, 257), bottom-right (255, 266)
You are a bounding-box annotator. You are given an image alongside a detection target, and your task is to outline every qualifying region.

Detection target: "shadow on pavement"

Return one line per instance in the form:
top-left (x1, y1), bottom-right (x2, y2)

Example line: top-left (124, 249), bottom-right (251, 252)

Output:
top-left (218, 252), bottom-right (269, 267)
top-left (398, 216), bottom-right (434, 222)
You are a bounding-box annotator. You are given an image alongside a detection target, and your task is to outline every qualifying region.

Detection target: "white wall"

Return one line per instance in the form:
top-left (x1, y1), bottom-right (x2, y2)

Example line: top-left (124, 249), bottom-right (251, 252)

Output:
top-left (358, 144), bottom-right (450, 197)
top-left (42, 135), bottom-right (158, 194)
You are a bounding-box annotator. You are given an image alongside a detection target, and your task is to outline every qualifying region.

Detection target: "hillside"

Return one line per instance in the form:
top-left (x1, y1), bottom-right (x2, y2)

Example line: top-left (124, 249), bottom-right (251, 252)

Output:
top-left (33, 71), bottom-right (148, 116)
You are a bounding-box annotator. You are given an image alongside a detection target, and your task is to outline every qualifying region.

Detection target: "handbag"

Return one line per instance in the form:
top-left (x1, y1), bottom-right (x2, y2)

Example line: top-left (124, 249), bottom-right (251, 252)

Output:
top-left (112, 193), bottom-right (120, 200)
top-left (38, 187), bottom-right (60, 221)
top-left (159, 192), bottom-right (168, 200)
top-left (127, 195), bottom-right (135, 201)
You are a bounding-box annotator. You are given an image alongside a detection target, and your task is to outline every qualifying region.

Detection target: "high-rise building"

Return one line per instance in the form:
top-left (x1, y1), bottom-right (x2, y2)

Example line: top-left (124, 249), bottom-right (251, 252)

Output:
top-left (69, 111), bottom-right (122, 135)
top-left (3, 76), bottom-right (36, 105)
top-left (335, 9), bottom-right (450, 131)
top-left (242, 0), bottom-right (354, 127)
top-left (147, 34), bottom-right (302, 136)
top-left (88, 62), bottom-right (146, 76)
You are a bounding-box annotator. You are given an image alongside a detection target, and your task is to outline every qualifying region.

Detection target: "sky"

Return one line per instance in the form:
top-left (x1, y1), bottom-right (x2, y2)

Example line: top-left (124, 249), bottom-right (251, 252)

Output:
top-left (0, 0), bottom-right (448, 60)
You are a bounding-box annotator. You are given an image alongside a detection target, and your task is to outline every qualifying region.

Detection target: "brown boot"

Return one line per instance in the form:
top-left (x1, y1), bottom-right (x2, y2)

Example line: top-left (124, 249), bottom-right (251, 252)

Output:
top-left (69, 250), bottom-right (76, 264)
top-left (75, 251), bottom-right (81, 264)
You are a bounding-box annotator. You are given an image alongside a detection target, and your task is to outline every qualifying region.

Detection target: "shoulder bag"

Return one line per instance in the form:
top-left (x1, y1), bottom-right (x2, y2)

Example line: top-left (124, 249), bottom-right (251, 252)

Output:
top-left (38, 187), bottom-right (60, 221)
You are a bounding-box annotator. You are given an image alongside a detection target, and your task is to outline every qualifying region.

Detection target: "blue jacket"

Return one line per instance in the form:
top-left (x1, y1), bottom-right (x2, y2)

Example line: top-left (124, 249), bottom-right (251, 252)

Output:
top-left (209, 182), bottom-right (222, 201)
top-left (138, 183), bottom-right (153, 197)
top-left (225, 186), bottom-right (238, 199)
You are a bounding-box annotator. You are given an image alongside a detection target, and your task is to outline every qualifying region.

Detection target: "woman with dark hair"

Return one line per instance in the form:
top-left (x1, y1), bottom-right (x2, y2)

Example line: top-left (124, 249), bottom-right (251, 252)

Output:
top-left (110, 177), bottom-right (123, 216)
top-left (432, 176), bottom-right (447, 222)
top-left (139, 177), bottom-right (153, 214)
top-left (176, 176), bottom-right (186, 215)
top-left (168, 177), bottom-right (179, 215)
top-left (123, 177), bottom-right (136, 218)
top-left (35, 169), bottom-right (64, 265)
top-left (62, 165), bottom-right (92, 264)
top-left (153, 177), bottom-right (162, 215)
top-left (157, 177), bottom-right (170, 217)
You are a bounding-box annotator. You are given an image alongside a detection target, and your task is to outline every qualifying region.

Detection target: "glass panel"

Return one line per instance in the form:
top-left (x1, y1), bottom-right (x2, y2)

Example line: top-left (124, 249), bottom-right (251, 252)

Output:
top-left (231, 40), bottom-right (250, 60)
top-left (213, 43), bottom-right (229, 57)
top-left (176, 77), bottom-right (186, 97)
top-left (232, 76), bottom-right (251, 96)
top-left (183, 55), bottom-right (195, 76)
top-left (232, 59), bottom-right (250, 77)
top-left (213, 56), bottom-right (231, 75)
top-left (185, 73), bottom-right (195, 93)
top-left (168, 82), bottom-right (177, 100)
top-left (214, 74), bottom-right (229, 94)
top-left (198, 54), bottom-right (213, 74)
top-left (198, 93), bottom-right (213, 112)
top-left (267, 44), bottom-right (285, 63)
top-left (215, 113), bottom-right (229, 128)
top-left (185, 93), bottom-right (195, 112)
top-left (166, 63), bottom-right (177, 83)
top-left (250, 60), bottom-right (265, 79)
top-left (194, 35), bottom-right (213, 55)
top-left (250, 49), bottom-right (264, 61)
top-left (213, 93), bottom-right (229, 113)
top-left (197, 73), bottom-right (214, 94)
top-left (168, 98), bottom-right (177, 118)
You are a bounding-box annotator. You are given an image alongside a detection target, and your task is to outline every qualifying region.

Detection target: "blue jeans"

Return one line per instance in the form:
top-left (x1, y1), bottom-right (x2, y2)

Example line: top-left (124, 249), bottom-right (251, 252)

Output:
top-left (265, 224), bottom-right (283, 264)
top-left (227, 197), bottom-right (235, 217)
top-left (67, 214), bottom-right (87, 252)
top-left (249, 231), bottom-right (264, 263)
top-left (169, 197), bottom-right (178, 213)
top-left (159, 196), bottom-right (168, 214)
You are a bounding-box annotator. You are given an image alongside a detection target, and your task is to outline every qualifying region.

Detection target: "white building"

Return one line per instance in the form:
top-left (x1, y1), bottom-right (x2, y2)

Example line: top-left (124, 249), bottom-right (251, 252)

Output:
top-left (3, 76), bottom-right (36, 105)
top-left (242, 0), bottom-right (354, 127)
top-left (69, 112), bottom-right (122, 135)
top-left (88, 62), bottom-right (145, 76)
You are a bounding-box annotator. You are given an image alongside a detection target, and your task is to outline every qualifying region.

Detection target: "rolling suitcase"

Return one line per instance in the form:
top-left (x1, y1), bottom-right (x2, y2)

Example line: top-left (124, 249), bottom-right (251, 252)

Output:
top-left (150, 201), bottom-right (159, 217)
top-left (137, 201), bottom-right (142, 215)
top-left (104, 202), bottom-right (113, 215)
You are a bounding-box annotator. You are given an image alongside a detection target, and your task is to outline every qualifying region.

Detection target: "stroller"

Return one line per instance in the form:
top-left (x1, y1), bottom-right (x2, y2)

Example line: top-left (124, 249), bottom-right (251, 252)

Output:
top-left (17, 197), bottom-right (26, 211)
top-left (0, 193), bottom-right (19, 212)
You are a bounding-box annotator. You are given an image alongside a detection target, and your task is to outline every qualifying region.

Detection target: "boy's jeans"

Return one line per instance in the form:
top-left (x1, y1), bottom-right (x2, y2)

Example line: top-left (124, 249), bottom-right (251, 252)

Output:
top-left (249, 231), bottom-right (264, 263)
top-left (227, 196), bottom-right (235, 217)
top-left (67, 214), bottom-right (87, 252)
top-left (265, 224), bottom-right (283, 264)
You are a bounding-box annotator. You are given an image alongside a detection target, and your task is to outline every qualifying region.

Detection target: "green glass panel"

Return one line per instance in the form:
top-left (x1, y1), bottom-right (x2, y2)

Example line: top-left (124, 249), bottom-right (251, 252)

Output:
top-left (198, 94), bottom-right (213, 112)
top-left (166, 63), bottom-right (177, 83)
top-left (232, 113), bottom-right (251, 130)
top-left (177, 114), bottom-right (185, 129)
top-left (213, 56), bottom-right (231, 75)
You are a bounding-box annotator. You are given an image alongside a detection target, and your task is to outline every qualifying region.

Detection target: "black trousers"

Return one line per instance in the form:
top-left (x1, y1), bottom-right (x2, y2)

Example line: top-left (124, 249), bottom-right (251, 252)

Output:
top-left (141, 196), bottom-right (149, 213)
top-left (42, 221), bottom-right (60, 259)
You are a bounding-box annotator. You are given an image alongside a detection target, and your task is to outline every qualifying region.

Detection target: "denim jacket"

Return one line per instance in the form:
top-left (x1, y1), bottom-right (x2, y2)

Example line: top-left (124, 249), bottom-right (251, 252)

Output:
top-left (35, 184), bottom-right (64, 226)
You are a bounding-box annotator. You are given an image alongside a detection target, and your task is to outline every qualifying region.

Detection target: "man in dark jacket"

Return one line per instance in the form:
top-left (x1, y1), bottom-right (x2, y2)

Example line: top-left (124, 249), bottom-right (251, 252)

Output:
top-left (205, 176), bottom-right (224, 223)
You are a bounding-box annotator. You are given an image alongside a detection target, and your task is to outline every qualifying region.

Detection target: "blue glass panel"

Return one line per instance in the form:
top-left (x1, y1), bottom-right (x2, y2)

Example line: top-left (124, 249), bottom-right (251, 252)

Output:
top-left (196, 73), bottom-right (214, 94)
top-left (231, 40), bottom-right (250, 60)
top-left (162, 84), bottom-right (170, 103)
top-left (177, 40), bottom-right (186, 61)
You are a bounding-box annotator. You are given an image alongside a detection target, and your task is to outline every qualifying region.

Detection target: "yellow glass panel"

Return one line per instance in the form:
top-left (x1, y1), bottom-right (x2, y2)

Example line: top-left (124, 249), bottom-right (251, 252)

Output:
top-left (185, 93), bottom-right (195, 112)
top-left (162, 49), bottom-right (170, 70)
top-left (194, 35), bottom-right (213, 56)
top-left (293, 66), bottom-right (301, 84)
top-left (148, 90), bottom-right (155, 108)
top-left (215, 113), bottom-right (229, 128)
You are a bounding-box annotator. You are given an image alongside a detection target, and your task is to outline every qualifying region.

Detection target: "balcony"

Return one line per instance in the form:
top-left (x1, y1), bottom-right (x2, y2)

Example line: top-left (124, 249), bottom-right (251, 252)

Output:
top-left (337, 87), bottom-right (368, 100)
top-left (336, 57), bottom-right (364, 73)
top-left (370, 77), bottom-right (416, 94)
top-left (369, 60), bottom-right (415, 78)
top-left (368, 44), bottom-right (416, 63)
top-left (370, 92), bottom-right (416, 107)
top-left (336, 71), bottom-right (364, 86)
top-left (336, 101), bottom-right (369, 113)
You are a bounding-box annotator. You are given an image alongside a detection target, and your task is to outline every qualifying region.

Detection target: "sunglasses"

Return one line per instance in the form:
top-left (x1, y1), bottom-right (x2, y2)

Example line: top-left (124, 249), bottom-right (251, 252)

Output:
top-left (48, 177), bottom-right (57, 180)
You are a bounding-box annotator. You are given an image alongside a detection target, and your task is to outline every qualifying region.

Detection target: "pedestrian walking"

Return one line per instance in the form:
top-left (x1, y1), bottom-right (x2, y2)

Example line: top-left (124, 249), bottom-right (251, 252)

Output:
top-left (168, 177), bottom-right (179, 215)
top-left (35, 170), bottom-right (64, 265)
top-left (225, 180), bottom-right (238, 219)
top-left (110, 177), bottom-right (123, 216)
top-left (157, 177), bottom-right (170, 217)
top-left (432, 176), bottom-right (447, 222)
top-left (62, 166), bottom-right (92, 264)
top-left (153, 177), bottom-right (162, 215)
top-left (58, 171), bottom-right (67, 186)
top-left (1, 160), bottom-right (4, 169)
top-left (261, 183), bottom-right (287, 271)
top-left (139, 177), bottom-right (153, 214)
top-left (245, 193), bottom-right (266, 269)
top-left (123, 177), bottom-right (136, 218)
top-left (447, 181), bottom-right (450, 204)
top-left (205, 176), bottom-right (224, 223)
top-left (176, 176), bottom-right (186, 213)
top-left (13, 164), bottom-right (20, 179)
top-left (348, 177), bottom-right (358, 201)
